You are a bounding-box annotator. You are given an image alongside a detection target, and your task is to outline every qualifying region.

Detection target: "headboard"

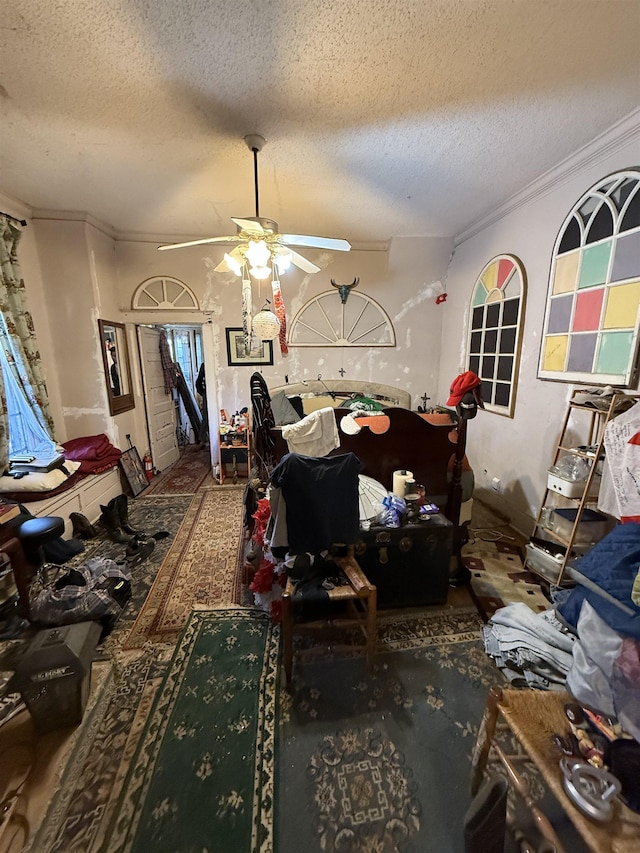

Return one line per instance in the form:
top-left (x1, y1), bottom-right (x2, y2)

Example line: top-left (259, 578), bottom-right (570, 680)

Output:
top-left (268, 407), bottom-right (459, 502)
top-left (269, 380), bottom-right (411, 412)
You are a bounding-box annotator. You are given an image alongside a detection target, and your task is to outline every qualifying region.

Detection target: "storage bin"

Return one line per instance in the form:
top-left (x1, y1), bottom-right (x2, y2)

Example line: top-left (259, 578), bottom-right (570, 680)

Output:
top-left (525, 542), bottom-right (564, 583)
top-left (551, 508), bottom-right (610, 544)
top-left (547, 471), bottom-right (600, 498)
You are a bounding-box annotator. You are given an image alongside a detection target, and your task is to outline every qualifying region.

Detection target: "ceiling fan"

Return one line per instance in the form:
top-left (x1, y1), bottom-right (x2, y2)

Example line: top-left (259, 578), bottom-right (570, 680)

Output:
top-left (158, 134), bottom-right (351, 277)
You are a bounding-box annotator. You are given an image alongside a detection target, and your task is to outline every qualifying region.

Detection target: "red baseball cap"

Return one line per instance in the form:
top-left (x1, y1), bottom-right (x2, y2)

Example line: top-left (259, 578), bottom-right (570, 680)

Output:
top-left (446, 371), bottom-right (483, 407)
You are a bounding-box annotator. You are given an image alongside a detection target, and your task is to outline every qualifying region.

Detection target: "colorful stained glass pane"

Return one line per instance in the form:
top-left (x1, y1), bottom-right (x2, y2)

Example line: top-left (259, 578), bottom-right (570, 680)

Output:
top-left (596, 331), bottom-right (635, 374)
top-left (578, 241), bottom-right (612, 288)
top-left (567, 333), bottom-right (597, 372)
top-left (610, 232), bottom-right (640, 283)
top-left (481, 261), bottom-right (498, 292)
top-left (496, 258), bottom-right (515, 289)
top-left (573, 289), bottom-right (604, 332)
top-left (542, 336), bottom-right (568, 371)
top-left (473, 283), bottom-right (488, 308)
top-left (547, 294), bottom-right (573, 334)
top-left (603, 281), bottom-right (640, 329)
top-left (553, 252), bottom-right (579, 294)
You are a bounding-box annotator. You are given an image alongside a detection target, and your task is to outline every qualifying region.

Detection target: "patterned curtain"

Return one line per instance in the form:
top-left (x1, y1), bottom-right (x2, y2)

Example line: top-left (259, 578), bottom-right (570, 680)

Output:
top-left (0, 215), bottom-right (55, 469)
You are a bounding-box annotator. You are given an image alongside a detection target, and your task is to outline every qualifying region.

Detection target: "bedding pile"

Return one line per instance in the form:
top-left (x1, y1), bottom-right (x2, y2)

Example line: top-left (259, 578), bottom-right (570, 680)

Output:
top-left (62, 433), bottom-right (122, 474)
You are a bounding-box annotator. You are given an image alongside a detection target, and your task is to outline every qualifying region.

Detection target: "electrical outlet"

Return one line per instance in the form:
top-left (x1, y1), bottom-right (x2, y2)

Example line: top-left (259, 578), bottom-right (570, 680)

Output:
top-left (491, 477), bottom-right (502, 493)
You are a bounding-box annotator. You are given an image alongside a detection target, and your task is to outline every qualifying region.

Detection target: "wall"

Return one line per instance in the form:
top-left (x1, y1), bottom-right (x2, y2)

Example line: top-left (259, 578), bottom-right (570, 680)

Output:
top-left (116, 235), bottom-right (453, 419)
top-left (439, 112), bottom-right (640, 535)
top-left (26, 213), bottom-right (141, 448)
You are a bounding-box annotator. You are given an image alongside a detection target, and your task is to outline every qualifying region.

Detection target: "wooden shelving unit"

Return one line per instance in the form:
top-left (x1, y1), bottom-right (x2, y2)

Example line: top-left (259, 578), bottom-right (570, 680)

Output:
top-left (525, 390), bottom-right (639, 585)
top-left (218, 430), bottom-right (250, 484)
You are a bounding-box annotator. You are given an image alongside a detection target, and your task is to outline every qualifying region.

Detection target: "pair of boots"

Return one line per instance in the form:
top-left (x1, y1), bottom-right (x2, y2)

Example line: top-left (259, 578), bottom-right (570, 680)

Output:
top-left (99, 494), bottom-right (140, 544)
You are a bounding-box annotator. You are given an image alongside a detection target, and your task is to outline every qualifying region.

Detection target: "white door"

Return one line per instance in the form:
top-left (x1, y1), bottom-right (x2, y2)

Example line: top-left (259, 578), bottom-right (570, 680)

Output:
top-left (136, 326), bottom-right (180, 473)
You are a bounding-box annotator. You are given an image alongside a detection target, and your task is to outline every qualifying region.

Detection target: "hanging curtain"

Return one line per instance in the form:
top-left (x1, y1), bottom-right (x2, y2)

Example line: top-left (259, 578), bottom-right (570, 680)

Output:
top-left (0, 215), bottom-right (55, 469)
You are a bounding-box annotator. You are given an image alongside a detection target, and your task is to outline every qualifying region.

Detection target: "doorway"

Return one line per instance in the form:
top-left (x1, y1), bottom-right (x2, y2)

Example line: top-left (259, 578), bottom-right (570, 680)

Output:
top-left (135, 324), bottom-right (206, 475)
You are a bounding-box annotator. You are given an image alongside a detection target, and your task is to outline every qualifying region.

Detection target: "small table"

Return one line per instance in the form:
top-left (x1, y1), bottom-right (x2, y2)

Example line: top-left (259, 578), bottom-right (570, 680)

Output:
top-left (218, 431), bottom-right (250, 484)
top-left (471, 686), bottom-right (640, 853)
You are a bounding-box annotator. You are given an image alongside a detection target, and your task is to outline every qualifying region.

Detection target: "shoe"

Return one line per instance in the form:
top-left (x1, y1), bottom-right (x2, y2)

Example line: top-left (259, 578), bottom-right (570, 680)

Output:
top-left (70, 512), bottom-right (97, 540)
top-left (99, 499), bottom-right (132, 544)
top-left (126, 536), bottom-right (155, 568)
top-left (464, 773), bottom-right (508, 853)
top-left (115, 494), bottom-right (142, 536)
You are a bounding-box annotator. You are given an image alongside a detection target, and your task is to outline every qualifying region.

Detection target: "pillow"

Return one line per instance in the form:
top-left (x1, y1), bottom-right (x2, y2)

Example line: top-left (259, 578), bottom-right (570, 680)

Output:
top-left (301, 395), bottom-right (337, 414)
top-left (271, 390), bottom-right (302, 426)
top-left (0, 460), bottom-right (81, 492)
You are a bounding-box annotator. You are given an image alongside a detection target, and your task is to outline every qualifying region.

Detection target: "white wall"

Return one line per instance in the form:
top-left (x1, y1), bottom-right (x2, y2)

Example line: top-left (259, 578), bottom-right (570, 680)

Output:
top-left (116, 235), bottom-right (453, 417)
top-left (439, 113), bottom-right (640, 535)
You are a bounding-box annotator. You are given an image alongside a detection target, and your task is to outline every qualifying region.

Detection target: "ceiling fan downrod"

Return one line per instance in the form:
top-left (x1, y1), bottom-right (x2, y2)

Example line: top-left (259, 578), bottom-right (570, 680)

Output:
top-left (244, 134), bottom-right (266, 220)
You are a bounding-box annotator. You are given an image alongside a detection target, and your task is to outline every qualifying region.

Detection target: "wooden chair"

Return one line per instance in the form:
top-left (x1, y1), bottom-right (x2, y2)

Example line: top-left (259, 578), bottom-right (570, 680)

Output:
top-left (280, 544), bottom-right (377, 686)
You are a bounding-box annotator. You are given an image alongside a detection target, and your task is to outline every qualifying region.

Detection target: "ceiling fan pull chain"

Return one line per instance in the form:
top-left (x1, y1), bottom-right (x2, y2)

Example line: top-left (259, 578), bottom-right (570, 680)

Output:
top-left (271, 268), bottom-right (288, 356)
top-left (242, 269), bottom-right (253, 348)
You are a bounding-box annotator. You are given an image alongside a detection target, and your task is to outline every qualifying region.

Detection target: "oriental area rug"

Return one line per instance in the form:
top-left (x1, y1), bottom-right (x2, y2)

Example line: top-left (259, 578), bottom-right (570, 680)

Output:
top-left (463, 538), bottom-right (551, 621)
top-left (123, 486), bottom-right (246, 649)
top-left (25, 607), bottom-right (586, 853)
top-left (144, 445), bottom-right (214, 495)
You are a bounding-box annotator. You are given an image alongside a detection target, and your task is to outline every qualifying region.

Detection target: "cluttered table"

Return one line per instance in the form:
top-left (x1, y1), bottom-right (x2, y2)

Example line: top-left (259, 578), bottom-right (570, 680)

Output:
top-left (471, 687), bottom-right (640, 853)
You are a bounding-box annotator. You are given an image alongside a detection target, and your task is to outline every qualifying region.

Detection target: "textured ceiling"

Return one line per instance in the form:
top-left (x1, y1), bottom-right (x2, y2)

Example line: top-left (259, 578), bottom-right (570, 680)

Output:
top-left (1, 1), bottom-right (639, 244)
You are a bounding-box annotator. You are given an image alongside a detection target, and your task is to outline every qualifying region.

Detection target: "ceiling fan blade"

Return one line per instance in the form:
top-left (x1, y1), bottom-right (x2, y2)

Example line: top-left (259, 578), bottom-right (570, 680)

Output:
top-left (281, 234), bottom-right (351, 252)
top-left (231, 217), bottom-right (266, 234)
top-left (289, 249), bottom-right (321, 274)
top-left (158, 236), bottom-right (239, 251)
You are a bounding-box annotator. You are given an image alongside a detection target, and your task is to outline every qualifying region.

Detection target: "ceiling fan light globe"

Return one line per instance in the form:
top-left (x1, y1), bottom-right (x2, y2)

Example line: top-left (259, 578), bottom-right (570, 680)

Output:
top-left (274, 251), bottom-right (292, 273)
top-left (223, 253), bottom-right (243, 276)
top-left (249, 265), bottom-right (272, 280)
top-left (246, 239), bottom-right (270, 268)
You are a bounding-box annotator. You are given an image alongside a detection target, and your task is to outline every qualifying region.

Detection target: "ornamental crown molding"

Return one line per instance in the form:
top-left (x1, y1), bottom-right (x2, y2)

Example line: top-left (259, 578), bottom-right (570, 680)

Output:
top-left (455, 107), bottom-right (640, 247)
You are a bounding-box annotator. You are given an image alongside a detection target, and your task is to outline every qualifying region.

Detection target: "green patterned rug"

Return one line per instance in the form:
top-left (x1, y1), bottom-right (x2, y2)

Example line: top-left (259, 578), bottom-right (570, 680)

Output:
top-left (106, 607), bottom-right (278, 852)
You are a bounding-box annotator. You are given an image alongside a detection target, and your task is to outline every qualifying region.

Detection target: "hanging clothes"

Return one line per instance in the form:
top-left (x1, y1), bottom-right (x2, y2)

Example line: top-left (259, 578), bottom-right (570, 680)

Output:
top-left (269, 451), bottom-right (361, 554)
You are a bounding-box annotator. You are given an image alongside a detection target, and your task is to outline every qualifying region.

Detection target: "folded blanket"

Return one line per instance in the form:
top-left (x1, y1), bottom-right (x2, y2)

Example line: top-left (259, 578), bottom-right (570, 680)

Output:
top-left (62, 434), bottom-right (122, 473)
top-left (63, 433), bottom-right (115, 460)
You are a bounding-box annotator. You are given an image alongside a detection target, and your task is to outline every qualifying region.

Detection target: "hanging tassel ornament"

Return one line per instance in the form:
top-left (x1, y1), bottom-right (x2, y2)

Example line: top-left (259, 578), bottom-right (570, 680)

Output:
top-left (241, 266), bottom-right (253, 348)
top-left (271, 268), bottom-right (288, 356)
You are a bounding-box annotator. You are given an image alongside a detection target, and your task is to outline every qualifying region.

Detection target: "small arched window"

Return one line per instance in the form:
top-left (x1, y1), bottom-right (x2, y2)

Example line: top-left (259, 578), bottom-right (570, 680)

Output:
top-left (539, 170), bottom-right (640, 386)
top-left (132, 277), bottom-right (199, 310)
top-left (467, 254), bottom-right (526, 418)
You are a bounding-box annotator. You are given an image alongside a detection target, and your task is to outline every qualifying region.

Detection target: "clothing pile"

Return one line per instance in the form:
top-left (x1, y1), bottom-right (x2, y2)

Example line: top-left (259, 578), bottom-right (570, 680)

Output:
top-left (484, 523), bottom-right (640, 749)
top-left (482, 602), bottom-right (576, 690)
top-left (62, 433), bottom-right (122, 474)
top-left (249, 451), bottom-right (361, 620)
top-left (29, 556), bottom-right (131, 637)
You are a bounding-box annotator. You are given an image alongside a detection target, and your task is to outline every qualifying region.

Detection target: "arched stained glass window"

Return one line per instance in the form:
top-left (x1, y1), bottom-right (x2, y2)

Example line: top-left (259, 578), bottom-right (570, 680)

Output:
top-left (467, 254), bottom-right (526, 418)
top-left (539, 170), bottom-right (640, 386)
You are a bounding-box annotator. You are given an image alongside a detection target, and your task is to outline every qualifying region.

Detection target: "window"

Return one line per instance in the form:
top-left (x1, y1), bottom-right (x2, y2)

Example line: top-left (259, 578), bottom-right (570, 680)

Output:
top-left (0, 320), bottom-right (56, 459)
top-left (539, 170), bottom-right (640, 386)
top-left (467, 255), bottom-right (526, 418)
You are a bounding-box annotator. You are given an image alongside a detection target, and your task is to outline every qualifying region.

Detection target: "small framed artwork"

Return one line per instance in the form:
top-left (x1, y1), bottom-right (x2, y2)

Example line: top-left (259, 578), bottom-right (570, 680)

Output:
top-left (226, 328), bottom-right (274, 367)
top-left (119, 447), bottom-right (149, 496)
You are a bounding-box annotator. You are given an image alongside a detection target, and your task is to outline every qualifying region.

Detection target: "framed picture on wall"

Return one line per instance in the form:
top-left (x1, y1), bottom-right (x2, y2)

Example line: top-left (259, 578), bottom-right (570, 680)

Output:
top-left (119, 447), bottom-right (149, 496)
top-left (226, 328), bottom-right (274, 367)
